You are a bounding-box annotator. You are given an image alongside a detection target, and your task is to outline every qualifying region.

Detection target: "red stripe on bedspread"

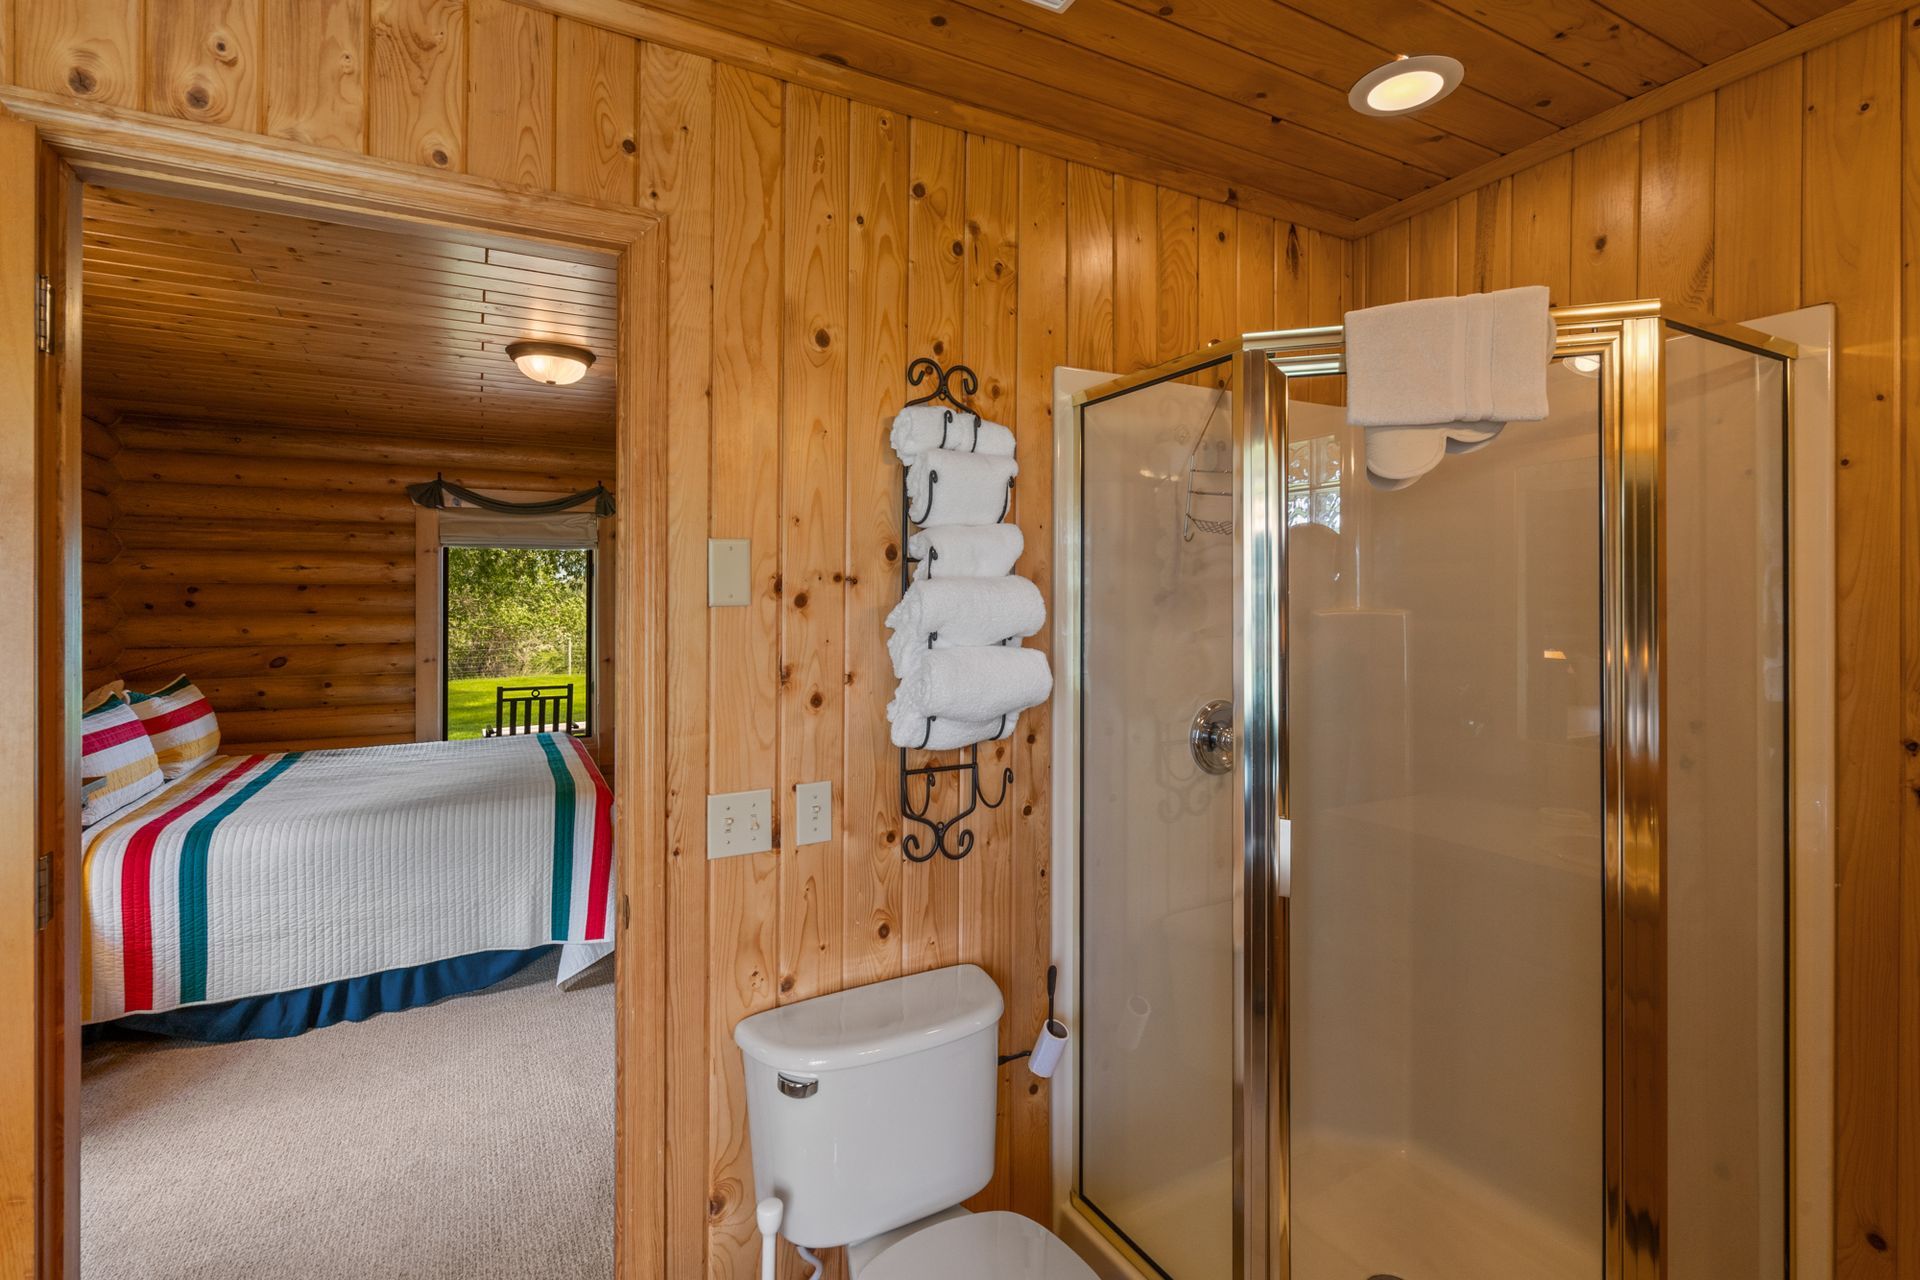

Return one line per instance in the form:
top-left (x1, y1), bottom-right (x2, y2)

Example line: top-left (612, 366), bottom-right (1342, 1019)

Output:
top-left (565, 736), bottom-right (615, 940)
top-left (120, 756), bottom-right (267, 1012)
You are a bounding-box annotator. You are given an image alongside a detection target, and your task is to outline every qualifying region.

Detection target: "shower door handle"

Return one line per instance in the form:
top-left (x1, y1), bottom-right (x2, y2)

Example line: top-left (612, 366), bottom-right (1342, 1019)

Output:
top-left (1190, 699), bottom-right (1234, 774)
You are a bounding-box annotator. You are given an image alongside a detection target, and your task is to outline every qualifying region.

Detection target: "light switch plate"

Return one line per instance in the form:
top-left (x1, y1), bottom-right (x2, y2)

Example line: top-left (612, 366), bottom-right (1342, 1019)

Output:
top-left (708, 788), bottom-right (773, 858)
top-left (793, 781), bottom-right (832, 847)
top-left (708, 538), bottom-right (751, 607)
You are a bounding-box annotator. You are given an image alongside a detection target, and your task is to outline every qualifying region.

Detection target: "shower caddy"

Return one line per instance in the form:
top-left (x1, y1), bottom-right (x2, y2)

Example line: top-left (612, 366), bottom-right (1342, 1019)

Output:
top-left (896, 356), bottom-right (1015, 863)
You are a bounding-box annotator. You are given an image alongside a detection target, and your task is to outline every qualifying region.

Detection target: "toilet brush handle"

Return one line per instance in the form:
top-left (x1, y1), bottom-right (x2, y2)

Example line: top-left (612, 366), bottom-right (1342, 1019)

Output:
top-left (756, 1198), bottom-right (784, 1280)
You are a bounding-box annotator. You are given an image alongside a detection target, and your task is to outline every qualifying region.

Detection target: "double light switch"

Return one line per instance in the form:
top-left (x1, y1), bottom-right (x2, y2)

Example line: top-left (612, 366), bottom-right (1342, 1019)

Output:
top-left (706, 784), bottom-right (833, 857)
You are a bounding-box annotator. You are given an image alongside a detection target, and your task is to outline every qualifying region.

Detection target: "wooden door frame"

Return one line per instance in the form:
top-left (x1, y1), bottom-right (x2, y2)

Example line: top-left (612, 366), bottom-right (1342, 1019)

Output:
top-left (0, 90), bottom-right (671, 1280)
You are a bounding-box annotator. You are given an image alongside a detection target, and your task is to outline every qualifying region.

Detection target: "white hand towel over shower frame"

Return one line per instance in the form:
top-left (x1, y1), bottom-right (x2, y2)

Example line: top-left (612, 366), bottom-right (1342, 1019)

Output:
top-left (1344, 285), bottom-right (1553, 428)
top-left (1344, 285), bottom-right (1553, 487)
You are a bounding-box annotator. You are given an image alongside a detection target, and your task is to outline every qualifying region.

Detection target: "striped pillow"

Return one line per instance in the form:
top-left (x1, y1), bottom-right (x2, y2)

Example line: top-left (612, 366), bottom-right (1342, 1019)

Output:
top-left (81, 697), bottom-right (165, 827)
top-left (83, 679), bottom-right (126, 713)
top-left (127, 676), bottom-right (220, 780)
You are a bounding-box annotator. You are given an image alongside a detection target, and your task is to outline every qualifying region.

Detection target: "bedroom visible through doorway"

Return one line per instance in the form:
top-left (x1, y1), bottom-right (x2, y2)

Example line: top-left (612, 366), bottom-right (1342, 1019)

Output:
top-left (72, 179), bottom-right (622, 1280)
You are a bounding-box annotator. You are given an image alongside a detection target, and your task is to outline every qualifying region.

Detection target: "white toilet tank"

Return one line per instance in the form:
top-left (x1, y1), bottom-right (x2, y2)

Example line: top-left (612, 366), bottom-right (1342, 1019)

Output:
top-left (733, 963), bottom-right (1003, 1249)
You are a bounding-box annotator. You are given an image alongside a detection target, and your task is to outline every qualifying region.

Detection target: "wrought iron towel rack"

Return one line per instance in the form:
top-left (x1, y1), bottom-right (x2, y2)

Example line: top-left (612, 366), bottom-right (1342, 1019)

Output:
top-left (898, 357), bottom-right (1014, 864)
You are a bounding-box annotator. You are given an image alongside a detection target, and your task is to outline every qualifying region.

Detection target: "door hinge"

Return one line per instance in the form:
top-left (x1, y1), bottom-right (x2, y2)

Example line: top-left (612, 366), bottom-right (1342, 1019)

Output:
top-left (34, 274), bottom-right (53, 354)
top-left (36, 853), bottom-right (52, 929)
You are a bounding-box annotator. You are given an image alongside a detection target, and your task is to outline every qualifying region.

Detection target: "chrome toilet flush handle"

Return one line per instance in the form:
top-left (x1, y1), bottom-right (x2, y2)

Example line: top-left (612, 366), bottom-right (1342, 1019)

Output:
top-left (777, 1073), bottom-right (818, 1099)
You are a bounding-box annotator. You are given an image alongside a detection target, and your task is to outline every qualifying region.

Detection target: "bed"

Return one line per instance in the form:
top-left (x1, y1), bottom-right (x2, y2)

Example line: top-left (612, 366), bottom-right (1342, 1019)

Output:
top-left (81, 734), bottom-right (615, 1038)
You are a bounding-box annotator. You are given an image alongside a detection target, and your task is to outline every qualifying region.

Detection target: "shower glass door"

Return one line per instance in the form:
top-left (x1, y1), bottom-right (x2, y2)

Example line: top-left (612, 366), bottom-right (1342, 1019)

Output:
top-left (1267, 315), bottom-right (1791, 1280)
top-left (1065, 309), bottom-right (1791, 1280)
top-left (1280, 359), bottom-right (1607, 1280)
top-left (1077, 358), bottom-right (1239, 1277)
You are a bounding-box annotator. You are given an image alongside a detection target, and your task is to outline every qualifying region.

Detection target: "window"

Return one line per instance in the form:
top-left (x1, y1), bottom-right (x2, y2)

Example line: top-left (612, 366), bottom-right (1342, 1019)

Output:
top-left (442, 546), bottom-right (593, 740)
top-left (1286, 436), bottom-right (1342, 532)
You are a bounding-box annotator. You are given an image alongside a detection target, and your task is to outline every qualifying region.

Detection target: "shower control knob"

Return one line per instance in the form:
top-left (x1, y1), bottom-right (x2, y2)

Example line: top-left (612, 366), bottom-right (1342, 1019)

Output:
top-left (1190, 699), bottom-right (1234, 775)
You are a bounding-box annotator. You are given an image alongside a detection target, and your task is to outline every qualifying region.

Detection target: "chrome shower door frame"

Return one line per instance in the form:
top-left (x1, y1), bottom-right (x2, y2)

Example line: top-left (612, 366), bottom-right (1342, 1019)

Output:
top-left (1058, 301), bottom-right (1796, 1280)
top-left (1058, 348), bottom-right (1248, 1280)
top-left (1243, 300), bottom-right (1796, 1280)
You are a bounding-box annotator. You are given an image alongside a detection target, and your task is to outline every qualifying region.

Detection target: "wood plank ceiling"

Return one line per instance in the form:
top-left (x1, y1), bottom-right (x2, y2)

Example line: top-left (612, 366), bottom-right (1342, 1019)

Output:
top-left (629, 0), bottom-right (1856, 224)
top-left (79, 184), bottom-right (618, 448)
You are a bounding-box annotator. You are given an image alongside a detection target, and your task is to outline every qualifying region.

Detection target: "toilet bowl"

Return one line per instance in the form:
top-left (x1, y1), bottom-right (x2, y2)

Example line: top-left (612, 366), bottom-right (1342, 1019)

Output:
top-left (733, 964), bottom-right (1096, 1279)
top-left (856, 1208), bottom-right (1094, 1278)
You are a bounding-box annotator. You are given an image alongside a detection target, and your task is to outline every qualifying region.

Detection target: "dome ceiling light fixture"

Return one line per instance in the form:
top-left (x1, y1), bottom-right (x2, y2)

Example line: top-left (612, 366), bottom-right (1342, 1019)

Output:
top-left (1348, 54), bottom-right (1465, 117)
top-left (505, 340), bottom-right (596, 386)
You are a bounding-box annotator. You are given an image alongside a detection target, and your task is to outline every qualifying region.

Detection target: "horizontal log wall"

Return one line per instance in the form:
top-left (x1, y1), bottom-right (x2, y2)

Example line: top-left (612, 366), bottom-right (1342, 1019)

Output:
top-left (83, 414), bottom-right (614, 755)
top-left (80, 416), bottom-right (121, 694)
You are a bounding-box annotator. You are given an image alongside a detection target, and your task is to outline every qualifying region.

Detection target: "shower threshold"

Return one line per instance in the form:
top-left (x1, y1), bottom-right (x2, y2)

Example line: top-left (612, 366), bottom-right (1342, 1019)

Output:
top-left (1291, 1131), bottom-right (1593, 1280)
top-left (1097, 1133), bottom-right (1590, 1279)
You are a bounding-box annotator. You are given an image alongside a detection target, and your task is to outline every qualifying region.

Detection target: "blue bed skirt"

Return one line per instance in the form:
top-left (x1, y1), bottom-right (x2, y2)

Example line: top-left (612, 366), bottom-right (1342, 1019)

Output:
top-left (95, 946), bottom-right (554, 1043)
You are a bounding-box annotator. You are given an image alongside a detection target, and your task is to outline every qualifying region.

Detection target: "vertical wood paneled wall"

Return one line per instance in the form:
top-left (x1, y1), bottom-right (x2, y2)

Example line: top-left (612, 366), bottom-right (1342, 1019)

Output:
top-left (2, 3), bottom-right (1350, 1276)
top-left (1352, 19), bottom-right (1909, 1276)
top-left (79, 415), bottom-right (613, 753)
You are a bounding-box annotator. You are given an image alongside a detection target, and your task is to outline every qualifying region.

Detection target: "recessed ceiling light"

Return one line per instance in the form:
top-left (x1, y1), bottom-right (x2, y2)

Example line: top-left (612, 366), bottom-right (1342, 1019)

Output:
top-left (1348, 55), bottom-right (1464, 117)
top-left (505, 340), bottom-right (595, 386)
top-left (1018, 0), bottom-right (1075, 10)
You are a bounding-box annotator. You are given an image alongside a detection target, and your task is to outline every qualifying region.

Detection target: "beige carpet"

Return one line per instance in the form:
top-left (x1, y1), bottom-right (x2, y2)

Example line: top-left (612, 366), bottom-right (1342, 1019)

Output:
top-left (82, 952), bottom-right (613, 1280)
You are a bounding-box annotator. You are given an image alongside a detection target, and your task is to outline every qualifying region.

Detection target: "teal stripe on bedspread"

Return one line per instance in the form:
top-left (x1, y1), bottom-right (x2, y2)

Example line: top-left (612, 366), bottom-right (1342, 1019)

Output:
top-left (537, 735), bottom-right (576, 939)
top-left (178, 753), bottom-right (304, 1005)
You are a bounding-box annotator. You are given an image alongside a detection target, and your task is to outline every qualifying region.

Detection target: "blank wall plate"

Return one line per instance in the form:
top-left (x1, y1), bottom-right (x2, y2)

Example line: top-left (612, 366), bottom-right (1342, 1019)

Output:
top-left (708, 788), bottom-right (772, 858)
top-left (793, 781), bottom-right (832, 847)
top-left (708, 538), bottom-right (750, 607)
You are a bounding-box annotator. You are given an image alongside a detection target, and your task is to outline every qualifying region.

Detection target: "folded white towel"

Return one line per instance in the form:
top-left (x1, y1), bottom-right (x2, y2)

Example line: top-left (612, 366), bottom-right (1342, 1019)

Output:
top-left (886, 576), bottom-right (1045, 675)
top-left (888, 709), bottom-right (1019, 751)
top-left (1344, 285), bottom-right (1553, 429)
top-left (891, 404), bottom-right (1017, 465)
top-left (907, 449), bottom-right (1017, 526)
top-left (908, 524), bottom-right (1025, 579)
top-left (892, 646), bottom-right (1053, 723)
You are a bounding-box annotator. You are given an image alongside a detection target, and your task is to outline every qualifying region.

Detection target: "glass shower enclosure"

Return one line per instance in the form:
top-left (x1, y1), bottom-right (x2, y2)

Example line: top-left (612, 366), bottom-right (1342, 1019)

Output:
top-left (1059, 302), bottom-right (1796, 1280)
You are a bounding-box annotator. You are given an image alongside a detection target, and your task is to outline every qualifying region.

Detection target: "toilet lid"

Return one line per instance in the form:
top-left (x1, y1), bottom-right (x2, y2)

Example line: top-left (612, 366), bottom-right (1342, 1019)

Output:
top-left (860, 1211), bottom-right (1098, 1280)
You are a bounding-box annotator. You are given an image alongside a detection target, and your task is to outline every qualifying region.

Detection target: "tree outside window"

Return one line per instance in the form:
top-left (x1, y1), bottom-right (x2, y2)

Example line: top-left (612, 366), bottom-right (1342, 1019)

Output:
top-left (443, 546), bottom-right (592, 739)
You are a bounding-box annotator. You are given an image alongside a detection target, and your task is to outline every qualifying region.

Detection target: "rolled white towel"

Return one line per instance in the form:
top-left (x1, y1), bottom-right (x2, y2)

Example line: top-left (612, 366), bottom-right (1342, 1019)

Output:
top-left (908, 524), bottom-right (1025, 579)
top-left (907, 449), bottom-right (1017, 526)
top-left (888, 710), bottom-right (1018, 751)
top-left (886, 576), bottom-right (1045, 676)
top-left (890, 404), bottom-right (1016, 465)
top-left (892, 646), bottom-right (1053, 723)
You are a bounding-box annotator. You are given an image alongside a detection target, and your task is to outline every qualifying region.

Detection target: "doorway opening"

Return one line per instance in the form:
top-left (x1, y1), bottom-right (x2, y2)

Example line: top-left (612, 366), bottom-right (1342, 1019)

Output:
top-left (8, 97), bottom-right (667, 1280)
